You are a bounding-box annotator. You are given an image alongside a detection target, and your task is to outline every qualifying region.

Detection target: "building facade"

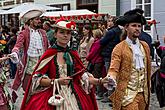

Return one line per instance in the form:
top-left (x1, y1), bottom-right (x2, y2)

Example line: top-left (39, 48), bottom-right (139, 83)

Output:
top-left (0, 0), bottom-right (34, 27)
top-left (0, 0), bottom-right (117, 28)
top-left (0, 0), bottom-right (164, 43)
top-left (35, 0), bottom-right (76, 11)
top-left (120, 0), bottom-right (165, 44)
top-left (35, 0), bottom-right (117, 15)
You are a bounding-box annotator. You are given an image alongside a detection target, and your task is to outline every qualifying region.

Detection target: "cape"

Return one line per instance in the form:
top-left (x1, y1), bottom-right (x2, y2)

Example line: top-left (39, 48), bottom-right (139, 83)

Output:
top-left (20, 48), bottom-right (98, 110)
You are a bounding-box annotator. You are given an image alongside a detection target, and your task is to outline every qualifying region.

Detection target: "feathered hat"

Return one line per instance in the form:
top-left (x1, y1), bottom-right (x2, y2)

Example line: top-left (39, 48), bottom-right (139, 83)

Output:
top-left (51, 15), bottom-right (76, 30)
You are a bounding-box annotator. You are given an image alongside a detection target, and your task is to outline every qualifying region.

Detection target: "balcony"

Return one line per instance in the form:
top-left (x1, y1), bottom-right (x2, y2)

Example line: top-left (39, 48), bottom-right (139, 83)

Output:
top-left (0, 0), bottom-right (34, 6)
top-left (16, 0), bottom-right (20, 4)
top-left (3, 1), bottom-right (14, 6)
top-left (78, 0), bottom-right (98, 5)
top-left (22, 0), bottom-right (34, 3)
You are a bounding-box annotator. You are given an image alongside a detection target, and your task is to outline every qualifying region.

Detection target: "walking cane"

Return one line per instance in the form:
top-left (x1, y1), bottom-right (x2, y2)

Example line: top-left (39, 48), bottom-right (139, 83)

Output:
top-left (152, 19), bottom-right (160, 41)
top-left (150, 19), bottom-right (160, 66)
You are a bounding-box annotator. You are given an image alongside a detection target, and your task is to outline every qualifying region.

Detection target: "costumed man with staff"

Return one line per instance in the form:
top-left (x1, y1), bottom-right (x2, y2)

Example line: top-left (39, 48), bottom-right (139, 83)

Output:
top-left (151, 35), bottom-right (165, 108)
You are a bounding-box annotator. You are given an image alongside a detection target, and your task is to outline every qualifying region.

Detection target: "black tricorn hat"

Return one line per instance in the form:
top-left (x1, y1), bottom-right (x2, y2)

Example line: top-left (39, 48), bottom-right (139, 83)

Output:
top-left (116, 8), bottom-right (146, 26)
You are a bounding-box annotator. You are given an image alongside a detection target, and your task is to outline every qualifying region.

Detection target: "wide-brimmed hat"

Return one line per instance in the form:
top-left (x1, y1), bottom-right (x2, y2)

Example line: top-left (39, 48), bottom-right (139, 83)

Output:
top-left (116, 8), bottom-right (146, 26)
top-left (19, 9), bottom-right (45, 22)
top-left (52, 17), bottom-right (76, 31)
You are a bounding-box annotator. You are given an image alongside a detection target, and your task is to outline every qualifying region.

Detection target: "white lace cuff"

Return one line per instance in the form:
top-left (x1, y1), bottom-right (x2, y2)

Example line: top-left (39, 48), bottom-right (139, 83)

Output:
top-left (9, 52), bottom-right (19, 64)
top-left (81, 72), bottom-right (93, 94)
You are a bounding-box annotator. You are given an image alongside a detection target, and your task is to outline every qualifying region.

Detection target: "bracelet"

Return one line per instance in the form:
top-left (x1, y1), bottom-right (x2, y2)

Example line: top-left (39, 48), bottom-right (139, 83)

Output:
top-left (50, 79), bottom-right (54, 85)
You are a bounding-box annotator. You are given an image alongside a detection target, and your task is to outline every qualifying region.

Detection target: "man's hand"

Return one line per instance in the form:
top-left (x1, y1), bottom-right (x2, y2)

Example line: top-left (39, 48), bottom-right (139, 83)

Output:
top-left (0, 56), bottom-right (9, 62)
top-left (103, 75), bottom-right (117, 90)
top-left (152, 40), bottom-right (160, 48)
top-left (101, 77), bottom-right (110, 84)
top-left (7, 52), bottom-right (19, 63)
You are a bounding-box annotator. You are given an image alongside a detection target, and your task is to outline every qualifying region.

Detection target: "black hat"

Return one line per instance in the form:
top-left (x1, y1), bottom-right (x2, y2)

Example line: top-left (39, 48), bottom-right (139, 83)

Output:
top-left (116, 8), bottom-right (146, 26)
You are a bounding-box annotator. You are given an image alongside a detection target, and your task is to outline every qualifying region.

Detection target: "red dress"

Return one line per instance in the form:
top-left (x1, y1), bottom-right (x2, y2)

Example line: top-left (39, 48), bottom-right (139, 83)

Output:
top-left (21, 48), bottom-right (98, 110)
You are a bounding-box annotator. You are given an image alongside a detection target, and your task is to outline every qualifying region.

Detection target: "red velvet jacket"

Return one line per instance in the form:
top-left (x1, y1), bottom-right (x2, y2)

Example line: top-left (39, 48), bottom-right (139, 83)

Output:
top-left (12, 27), bottom-right (48, 90)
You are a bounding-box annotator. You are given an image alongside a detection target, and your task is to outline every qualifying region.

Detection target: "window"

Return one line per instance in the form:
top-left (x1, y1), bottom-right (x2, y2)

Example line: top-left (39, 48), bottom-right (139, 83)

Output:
top-left (144, 0), bottom-right (151, 3)
top-left (144, 4), bottom-right (151, 17)
top-left (3, 1), bottom-right (14, 6)
top-left (78, 0), bottom-right (98, 5)
top-left (16, 0), bottom-right (21, 4)
top-left (62, 4), bottom-right (69, 11)
top-left (50, 4), bottom-right (70, 11)
top-left (22, 0), bottom-right (34, 3)
top-left (136, 0), bottom-right (142, 4)
top-left (135, 0), bottom-right (152, 31)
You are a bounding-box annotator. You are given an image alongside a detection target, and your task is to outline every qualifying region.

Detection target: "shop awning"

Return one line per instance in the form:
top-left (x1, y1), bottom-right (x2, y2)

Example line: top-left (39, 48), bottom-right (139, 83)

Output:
top-left (42, 9), bottom-right (107, 21)
top-left (0, 3), bottom-right (60, 14)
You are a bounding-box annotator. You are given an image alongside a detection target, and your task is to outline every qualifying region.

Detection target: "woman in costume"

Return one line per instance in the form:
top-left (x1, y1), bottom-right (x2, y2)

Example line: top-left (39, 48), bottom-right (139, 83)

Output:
top-left (0, 38), bottom-right (14, 110)
top-left (79, 25), bottom-right (94, 67)
top-left (21, 19), bottom-right (108, 110)
top-left (0, 56), bottom-right (13, 110)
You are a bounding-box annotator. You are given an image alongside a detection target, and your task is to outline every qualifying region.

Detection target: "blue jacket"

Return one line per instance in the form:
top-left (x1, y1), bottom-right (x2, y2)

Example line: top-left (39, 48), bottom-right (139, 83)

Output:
top-left (100, 26), bottom-right (122, 62)
top-left (139, 31), bottom-right (154, 59)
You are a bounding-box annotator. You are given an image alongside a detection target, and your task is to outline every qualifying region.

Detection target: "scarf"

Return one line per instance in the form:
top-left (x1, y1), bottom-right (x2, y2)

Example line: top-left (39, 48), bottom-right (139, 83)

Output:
top-left (52, 44), bottom-right (74, 78)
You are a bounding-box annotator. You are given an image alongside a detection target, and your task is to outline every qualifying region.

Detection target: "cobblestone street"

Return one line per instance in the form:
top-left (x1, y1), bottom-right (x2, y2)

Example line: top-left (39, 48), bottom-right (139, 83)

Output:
top-left (97, 93), bottom-right (165, 110)
top-left (96, 62), bottom-right (165, 110)
top-left (14, 90), bottom-right (165, 110)
top-left (13, 63), bottom-right (165, 110)
top-left (149, 94), bottom-right (165, 110)
top-left (13, 85), bottom-right (165, 110)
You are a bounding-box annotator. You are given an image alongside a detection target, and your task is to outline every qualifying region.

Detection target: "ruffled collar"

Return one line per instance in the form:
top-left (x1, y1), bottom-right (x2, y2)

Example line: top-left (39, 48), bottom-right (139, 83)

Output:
top-left (126, 37), bottom-right (145, 70)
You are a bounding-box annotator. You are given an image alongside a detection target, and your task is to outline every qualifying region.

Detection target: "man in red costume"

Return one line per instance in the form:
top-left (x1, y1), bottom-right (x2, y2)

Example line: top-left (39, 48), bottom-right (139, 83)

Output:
top-left (8, 9), bottom-right (48, 96)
